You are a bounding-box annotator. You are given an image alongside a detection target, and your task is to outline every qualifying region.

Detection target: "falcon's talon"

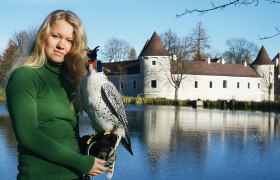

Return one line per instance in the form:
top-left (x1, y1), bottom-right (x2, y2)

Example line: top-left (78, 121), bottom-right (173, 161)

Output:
top-left (86, 136), bottom-right (93, 144)
top-left (104, 130), bottom-right (111, 135)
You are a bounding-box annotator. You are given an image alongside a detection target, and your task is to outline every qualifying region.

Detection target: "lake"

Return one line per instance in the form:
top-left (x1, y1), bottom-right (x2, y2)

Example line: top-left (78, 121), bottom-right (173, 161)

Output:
top-left (1, 103), bottom-right (280, 180)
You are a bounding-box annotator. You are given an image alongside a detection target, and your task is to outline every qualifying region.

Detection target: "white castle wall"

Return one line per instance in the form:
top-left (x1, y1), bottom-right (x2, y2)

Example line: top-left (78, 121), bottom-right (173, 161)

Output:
top-left (177, 75), bottom-right (263, 101)
top-left (107, 56), bottom-right (274, 102)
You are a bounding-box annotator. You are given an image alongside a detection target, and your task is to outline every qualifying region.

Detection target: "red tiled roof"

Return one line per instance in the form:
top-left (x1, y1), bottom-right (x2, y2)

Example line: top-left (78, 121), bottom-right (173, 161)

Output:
top-left (104, 60), bottom-right (259, 78)
top-left (251, 46), bottom-right (273, 65)
top-left (139, 32), bottom-right (170, 57)
top-left (176, 60), bottom-right (260, 77)
top-left (272, 53), bottom-right (280, 63)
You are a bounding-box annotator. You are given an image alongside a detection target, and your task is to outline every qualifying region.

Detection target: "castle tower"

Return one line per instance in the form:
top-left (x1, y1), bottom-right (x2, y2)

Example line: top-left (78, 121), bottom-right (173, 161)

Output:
top-left (138, 32), bottom-right (171, 98)
top-left (251, 46), bottom-right (275, 101)
top-left (272, 53), bottom-right (280, 99)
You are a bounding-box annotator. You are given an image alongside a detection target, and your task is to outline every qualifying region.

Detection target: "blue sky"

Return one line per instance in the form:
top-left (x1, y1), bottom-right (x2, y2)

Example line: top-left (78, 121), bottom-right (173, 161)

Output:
top-left (0, 0), bottom-right (279, 59)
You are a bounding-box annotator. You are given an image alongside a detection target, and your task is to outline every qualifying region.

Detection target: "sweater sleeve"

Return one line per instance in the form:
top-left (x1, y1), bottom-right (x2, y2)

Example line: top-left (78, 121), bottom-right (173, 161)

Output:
top-left (6, 67), bottom-right (95, 174)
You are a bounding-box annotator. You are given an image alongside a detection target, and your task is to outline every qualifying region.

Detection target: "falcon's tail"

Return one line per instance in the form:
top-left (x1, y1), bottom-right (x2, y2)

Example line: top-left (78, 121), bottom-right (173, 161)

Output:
top-left (106, 161), bottom-right (115, 180)
top-left (121, 136), bottom-right (133, 155)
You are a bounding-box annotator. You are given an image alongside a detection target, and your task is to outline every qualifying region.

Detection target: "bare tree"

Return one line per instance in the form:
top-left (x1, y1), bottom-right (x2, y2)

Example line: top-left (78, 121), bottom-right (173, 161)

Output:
top-left (169, 59), bottom-right (191, 100)
top-left (13, 27), bottom-right (36, 57)
top-left (176, 0), bottom-right (259, 17)
top-left (102, 38), bottom-right (131, 62)
top-left (274, 62), bottom-right (280, 100)
top-left (0, 40), bottom-right (16, 94)
top-left (128, 47), bottom-right (137, 60)
top-left (160, 29), bottom-right (192, 61)
top-left (189, 21), bottom-right (210, 61)
top-left (260, 27), bottom-right (280, 40)
top-left (160, 29), bottom-right (192, 100)
top-left (176, 0), bottom-right (280, 39)
top-left (161, 29), bottom-right (180, 53)
top-left (0, 27), bottom-right (36, 94)
top-left (116, 64), bottom-right (127, 93)
top-left (223, 38), bottom-right (259, 64)
top-left (261, 68), bottom-right (274, 101)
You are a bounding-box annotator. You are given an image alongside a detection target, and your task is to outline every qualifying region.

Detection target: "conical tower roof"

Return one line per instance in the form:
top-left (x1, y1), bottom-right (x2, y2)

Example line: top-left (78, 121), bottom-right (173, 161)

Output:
top-left (251, 46), bottom-right (273, 65)
top-left (139, 32), bottom-right (170, 57)
top-left (272, 53), bottom-right (280, 75)
top-left (272, 53), bottom-right (280, 64)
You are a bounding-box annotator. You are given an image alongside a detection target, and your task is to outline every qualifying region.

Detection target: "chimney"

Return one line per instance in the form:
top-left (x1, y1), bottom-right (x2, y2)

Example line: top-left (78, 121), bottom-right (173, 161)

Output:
top-left (221, 58), bottom-right (225, 64)
top-left (205, 57), bottom-right (211, 64)
top-left (244, 60), bottom-right (247, 67)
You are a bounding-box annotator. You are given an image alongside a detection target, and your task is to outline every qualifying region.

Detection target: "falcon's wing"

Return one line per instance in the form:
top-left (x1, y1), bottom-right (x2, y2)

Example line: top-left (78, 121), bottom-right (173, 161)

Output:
top-left (102, 81), bottom-right (133, 156)
top-left (101, 82), bottom-right (129, 131)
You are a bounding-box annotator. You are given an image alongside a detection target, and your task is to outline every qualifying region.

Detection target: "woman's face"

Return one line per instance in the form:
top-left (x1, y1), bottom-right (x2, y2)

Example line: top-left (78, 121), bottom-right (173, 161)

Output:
top-left (45, 20), bottom-right (74, 63)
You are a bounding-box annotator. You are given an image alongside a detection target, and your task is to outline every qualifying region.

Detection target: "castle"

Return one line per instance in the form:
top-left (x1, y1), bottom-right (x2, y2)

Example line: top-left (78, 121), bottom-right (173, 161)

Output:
top-left (103, 32), bottom-right (280, 102)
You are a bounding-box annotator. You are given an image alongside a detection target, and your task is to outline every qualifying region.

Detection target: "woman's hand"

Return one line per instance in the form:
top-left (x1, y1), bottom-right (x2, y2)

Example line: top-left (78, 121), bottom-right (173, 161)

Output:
top-left (87, 158), bottom-right (108, 176)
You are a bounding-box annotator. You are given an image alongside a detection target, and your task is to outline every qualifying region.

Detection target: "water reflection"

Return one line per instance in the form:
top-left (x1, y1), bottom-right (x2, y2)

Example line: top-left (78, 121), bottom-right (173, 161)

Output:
top-left (0, 113), bottom-right (17, 178)
top-left (2, 104), bottom-right (280, 179)
top-left (125, 105), bottom-right (280, 179)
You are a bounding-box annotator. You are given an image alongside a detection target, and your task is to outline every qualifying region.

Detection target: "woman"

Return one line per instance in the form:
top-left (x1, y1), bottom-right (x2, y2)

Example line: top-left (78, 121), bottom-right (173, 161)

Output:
top-left (6, 10), bottom-right (107, 179)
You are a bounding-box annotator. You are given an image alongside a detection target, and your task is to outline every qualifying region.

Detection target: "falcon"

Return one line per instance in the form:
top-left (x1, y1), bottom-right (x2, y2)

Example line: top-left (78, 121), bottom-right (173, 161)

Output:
top-left (79, 47), bottom-right (133, 179)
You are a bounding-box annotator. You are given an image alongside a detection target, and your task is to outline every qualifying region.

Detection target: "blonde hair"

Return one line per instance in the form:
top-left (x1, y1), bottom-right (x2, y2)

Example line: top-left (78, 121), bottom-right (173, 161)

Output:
top-left (6, 10), bottom-right (89, 111)
top-left (25, 10), bottom-right (88, 88)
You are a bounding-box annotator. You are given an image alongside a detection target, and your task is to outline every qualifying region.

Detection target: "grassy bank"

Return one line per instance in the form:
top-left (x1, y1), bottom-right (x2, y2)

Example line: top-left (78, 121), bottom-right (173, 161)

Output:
top-left (122, 96), bottom-right (196, 106)
top-left (1, 94), bottom-right (279, 113)
top-left (122, 96), bottom-right (280, 113)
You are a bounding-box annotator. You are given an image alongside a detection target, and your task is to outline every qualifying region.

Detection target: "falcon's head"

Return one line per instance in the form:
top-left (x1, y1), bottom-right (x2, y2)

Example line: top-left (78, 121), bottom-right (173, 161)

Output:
top-left (86, 46), bottom-right (102, 72)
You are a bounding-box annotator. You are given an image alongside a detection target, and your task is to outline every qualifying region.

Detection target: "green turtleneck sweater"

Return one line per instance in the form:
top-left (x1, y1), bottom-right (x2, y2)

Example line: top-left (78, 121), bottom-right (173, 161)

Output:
top-left (6, 62), bottom-right (94, 180)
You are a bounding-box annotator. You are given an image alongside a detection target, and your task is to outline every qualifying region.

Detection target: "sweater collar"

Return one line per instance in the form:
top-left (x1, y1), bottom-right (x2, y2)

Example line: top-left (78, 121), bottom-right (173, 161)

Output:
top-left (45, 59), bottom-right (63, 74)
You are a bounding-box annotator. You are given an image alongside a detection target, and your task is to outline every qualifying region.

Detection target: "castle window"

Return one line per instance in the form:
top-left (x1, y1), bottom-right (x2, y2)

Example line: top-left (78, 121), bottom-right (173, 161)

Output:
top-left (223, 80), bottom-right (227, 88)
top-left (152, 61), bottom-right (156, 65)
top-left (132, 80), bottom-right (137, 89)
top-left (195, 81), bottom-right (198, 88)
top-left (151, 80), bottom-right (157, 88)
top-left (209, 81), bottom-right (212, 88)
top-left (237, 82), bottom-right (240, 89)
top-left (248, 82), bottom-right (250, 89)
top-left (120, 82), bottom-right (124, 89)
top-left (258, 83), bottom-right (260, 89)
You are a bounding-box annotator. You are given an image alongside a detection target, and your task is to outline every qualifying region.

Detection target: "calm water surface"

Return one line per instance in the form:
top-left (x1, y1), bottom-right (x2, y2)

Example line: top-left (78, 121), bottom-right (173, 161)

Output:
top-left (1, 103), bottom-right (280, 180)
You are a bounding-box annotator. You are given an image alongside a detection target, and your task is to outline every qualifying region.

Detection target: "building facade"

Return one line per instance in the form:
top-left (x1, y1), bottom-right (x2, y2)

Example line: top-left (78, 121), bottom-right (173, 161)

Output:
top-left (103, 32), bottom-right (277, 102)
